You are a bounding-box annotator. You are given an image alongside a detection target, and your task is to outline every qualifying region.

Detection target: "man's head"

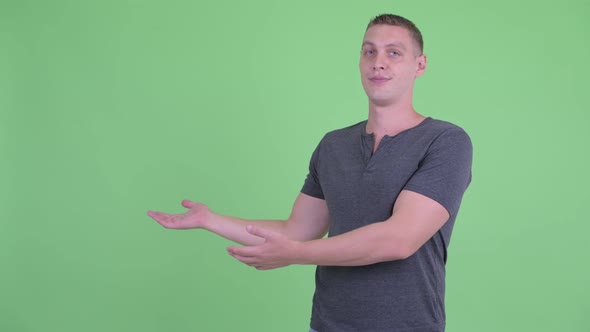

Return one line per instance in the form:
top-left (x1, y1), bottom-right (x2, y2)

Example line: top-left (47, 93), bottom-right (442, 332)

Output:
top-left (366, 14), bottom-right (423, 56)
top-left (360, 14), bottom-right (427, 107)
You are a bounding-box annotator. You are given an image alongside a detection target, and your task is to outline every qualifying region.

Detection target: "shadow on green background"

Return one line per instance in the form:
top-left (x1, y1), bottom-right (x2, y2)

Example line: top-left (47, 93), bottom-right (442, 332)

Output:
top-left (1, 0), bottom-right (588, 331)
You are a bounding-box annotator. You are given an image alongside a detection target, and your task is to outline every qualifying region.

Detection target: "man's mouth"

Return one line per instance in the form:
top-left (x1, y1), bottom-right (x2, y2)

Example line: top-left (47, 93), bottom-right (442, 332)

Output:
top-left (369, 76), bottom-right (391, 83)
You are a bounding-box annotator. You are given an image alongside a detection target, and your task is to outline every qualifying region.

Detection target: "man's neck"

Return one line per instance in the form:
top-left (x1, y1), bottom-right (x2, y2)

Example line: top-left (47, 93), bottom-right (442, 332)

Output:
top-left (365, 100), bottom-right (426, 139)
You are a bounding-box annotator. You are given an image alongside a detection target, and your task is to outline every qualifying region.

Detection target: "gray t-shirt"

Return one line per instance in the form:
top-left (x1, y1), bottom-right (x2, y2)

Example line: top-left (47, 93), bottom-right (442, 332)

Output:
top-left (301, 117), bottom-right (472, 332)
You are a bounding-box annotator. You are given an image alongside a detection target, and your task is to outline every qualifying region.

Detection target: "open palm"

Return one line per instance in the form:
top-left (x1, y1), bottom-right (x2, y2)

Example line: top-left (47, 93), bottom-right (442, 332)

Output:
top-left (147, 200), bottom-right (210, 229)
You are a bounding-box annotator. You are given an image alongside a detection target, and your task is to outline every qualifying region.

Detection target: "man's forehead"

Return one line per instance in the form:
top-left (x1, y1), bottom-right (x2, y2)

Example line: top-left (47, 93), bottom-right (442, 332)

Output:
top-left (362, 25), bottom-right (412, 45)
top-left (362, 41), bottom-right (407, 50)
top-left (362, 24), bottom-right (421, 54)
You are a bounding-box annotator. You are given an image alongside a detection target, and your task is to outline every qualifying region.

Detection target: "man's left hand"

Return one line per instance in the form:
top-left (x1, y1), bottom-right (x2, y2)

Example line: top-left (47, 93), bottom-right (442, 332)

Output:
top-left (227, 225), bottom-right (301, 270)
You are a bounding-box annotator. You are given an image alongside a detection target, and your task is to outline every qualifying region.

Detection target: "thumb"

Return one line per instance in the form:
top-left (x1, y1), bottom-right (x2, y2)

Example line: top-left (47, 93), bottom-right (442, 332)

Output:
top-left (246, 225), bottom-right (274, 240)
top-left (181, 199), bottom-right (197, 209)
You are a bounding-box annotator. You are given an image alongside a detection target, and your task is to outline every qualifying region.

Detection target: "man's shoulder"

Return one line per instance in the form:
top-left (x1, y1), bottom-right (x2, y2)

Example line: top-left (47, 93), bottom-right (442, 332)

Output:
top-left (404, 117), bottom-right (470, 147)
top-left (321, 120), bottom-right (367, 141)
top-left (422, 117), bottom-right (467, 134)
top-left (417, 118), bottom-right (472, 158)
top-left (317, 117), bottom-right (470, 144)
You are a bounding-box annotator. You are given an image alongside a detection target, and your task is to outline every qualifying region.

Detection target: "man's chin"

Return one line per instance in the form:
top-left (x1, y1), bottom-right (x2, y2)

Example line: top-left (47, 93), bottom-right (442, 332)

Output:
top-left (367, 95), bottom-right (396, 107)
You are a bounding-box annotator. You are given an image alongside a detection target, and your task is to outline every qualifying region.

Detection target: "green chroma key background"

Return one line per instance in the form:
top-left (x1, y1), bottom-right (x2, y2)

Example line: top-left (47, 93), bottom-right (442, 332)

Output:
top-left (1, 0), bottom-right (588, 331)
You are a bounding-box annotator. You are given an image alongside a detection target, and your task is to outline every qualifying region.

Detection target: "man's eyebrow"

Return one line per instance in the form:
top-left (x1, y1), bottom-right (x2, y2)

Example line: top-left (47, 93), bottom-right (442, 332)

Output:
top-left (361, 41), bottom-right (407, 50)
top-left (386, 43), bottom-right (406, 50)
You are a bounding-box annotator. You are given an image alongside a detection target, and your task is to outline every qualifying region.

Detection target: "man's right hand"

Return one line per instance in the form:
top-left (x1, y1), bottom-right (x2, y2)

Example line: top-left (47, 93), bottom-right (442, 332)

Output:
top-left (147, 200), bottom-right (211, 229)
top-left (148, 193), bottom-right (329, 247)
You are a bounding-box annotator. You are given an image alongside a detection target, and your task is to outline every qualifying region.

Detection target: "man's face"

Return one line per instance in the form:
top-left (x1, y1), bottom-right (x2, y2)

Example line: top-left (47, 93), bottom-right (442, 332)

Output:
top-left (359, 24), bottom-right (426, 107)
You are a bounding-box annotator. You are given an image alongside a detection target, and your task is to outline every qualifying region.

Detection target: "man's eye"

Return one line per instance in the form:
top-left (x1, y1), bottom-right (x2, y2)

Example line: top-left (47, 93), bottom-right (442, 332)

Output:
top-left (364, 50), bottom-right (375, 56)
top-left (389, 51), bottom-right (401, 56)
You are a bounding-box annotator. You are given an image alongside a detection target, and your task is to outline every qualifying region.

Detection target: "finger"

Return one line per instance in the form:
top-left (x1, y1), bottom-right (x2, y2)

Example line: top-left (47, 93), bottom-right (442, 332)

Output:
top-left (245, 225), bottom-right (274, 240)
top-left (181, 200), bottom-right (197, 209)
top-left (148, 211), bottom-right (177, 227)
top-left (147, 211), bottom-right (168, 222)
top-left (227, 250), bottom-right (258, 266)
top-left (227, 246), bottom-right (258, 257)
top-left (230, 254), bottom-right (259, 266)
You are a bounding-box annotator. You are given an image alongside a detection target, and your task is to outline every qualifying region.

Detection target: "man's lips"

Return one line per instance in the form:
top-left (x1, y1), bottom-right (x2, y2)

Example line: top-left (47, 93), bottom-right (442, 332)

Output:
top-left (369, 76), bottom-right (391, 83)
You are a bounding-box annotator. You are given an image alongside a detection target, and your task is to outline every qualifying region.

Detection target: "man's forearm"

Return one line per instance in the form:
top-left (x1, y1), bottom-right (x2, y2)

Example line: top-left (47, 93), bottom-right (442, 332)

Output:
top-left (226, 219), bottom-right (408, 270)
top-left (294, 221), bottom-right (408, 266)
top-left (291, 191), bottom-right (449, 267)
top-left (227, 183), bottom-right (448, 270)
top-left (204, 213), bottom-right (288, 246)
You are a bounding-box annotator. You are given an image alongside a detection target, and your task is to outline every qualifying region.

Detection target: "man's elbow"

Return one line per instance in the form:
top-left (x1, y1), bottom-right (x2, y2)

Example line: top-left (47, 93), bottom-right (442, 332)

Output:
top-left (382, 243), bottom-right (417, 261)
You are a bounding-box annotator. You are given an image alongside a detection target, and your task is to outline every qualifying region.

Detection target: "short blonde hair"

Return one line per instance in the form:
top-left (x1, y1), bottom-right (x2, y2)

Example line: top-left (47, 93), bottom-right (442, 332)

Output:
top-left (366, 14), bottom-right (424, 55)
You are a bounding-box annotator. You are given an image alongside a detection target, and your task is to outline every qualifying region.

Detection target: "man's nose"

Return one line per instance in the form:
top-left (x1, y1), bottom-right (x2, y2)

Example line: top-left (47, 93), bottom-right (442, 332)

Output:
top-left (372, 54), bottom-right (387, 70)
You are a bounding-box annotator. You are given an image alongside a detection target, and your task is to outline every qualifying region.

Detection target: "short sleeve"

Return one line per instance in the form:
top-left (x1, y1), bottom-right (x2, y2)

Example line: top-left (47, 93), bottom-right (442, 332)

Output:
top-left (403, 129), bottom-right (473, 219)
top-left (301, 141), bottom-right (325, 199)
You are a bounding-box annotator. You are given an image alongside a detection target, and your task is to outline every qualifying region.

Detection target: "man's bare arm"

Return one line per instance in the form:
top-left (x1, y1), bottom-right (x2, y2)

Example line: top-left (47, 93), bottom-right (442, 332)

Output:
top-left (227, 190), bottom-right (449, 269)
top-left (148, 193), bottom-right (329, 246)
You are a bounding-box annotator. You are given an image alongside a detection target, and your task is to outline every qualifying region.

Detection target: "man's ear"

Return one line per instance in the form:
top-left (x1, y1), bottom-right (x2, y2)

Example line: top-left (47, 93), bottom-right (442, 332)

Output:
top-left (416, 54), bottom-right (427, 77)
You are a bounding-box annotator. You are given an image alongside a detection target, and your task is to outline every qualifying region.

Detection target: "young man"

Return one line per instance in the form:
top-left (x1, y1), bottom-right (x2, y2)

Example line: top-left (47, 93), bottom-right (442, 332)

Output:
top-left (148, 14), bottom-right (472, 332)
